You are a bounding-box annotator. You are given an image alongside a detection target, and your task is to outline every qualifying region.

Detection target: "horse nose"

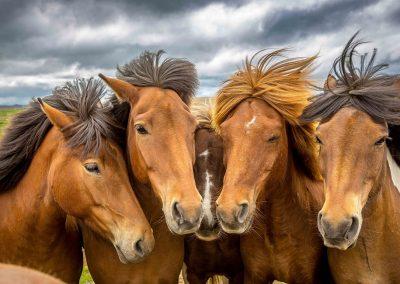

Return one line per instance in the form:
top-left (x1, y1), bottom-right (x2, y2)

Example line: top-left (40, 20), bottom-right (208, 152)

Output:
top-left (319, 212), bottom-right (359, 240)
top-left (133, 239), bottom-right (145, 257)
top-left (236, 202), bottom-right (249, 224)
top-left (171, 201), bottom-right (202, 229)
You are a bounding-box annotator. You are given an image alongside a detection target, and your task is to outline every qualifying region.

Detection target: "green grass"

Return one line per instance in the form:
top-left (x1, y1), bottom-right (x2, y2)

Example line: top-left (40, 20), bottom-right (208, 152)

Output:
top-left (0, 108), bottom-right (95, 283)
top-left (0, 108), bottom-right (20, 136)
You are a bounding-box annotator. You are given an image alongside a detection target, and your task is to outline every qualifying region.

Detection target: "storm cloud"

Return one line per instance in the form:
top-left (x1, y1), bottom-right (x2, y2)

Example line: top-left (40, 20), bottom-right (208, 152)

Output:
top-left (0, 0), bottom-right (399, 104)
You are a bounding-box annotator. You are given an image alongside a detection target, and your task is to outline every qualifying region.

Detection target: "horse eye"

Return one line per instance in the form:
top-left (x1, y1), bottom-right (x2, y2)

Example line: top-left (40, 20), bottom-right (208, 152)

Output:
top-left (135, 124), bottom-right (148, 135)
top-left (375, 136), bottom-right (389, 146)
top-left (315, 136), bottom-right (323, 145)
top-left (267, 135), bottom-right (279, 143)
top-left (84, 163), bottom-right (100, 174)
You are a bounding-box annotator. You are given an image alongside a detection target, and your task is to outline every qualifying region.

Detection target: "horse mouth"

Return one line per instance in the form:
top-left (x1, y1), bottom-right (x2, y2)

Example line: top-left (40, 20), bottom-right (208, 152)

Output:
top-left (323, 237), bottom-right (356, 250)
top-left (114, 245), bottom-right (129, 264)
top-left (195, 226), bottom-right (221, 241)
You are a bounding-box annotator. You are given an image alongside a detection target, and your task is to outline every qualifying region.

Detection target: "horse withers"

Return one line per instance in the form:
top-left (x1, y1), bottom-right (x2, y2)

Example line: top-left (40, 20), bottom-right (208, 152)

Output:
top-left (184, 102), bottom-right (243, 283)
top-left (0, 79), bottom-right (154, 283)
top-left (301, 33), bottom-right (400, 283)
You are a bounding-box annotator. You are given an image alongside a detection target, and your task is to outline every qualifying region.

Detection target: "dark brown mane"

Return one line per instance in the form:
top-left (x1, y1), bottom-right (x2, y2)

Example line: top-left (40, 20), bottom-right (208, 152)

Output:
top-left (301, 32), bottom-right (400, 125)
top-left (0, 78), bottom-right (124, 192)
top-left (117, 50), bottom-right (198, 105)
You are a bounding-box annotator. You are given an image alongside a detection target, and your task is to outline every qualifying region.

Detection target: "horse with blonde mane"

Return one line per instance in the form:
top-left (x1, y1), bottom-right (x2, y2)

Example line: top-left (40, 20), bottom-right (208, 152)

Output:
top-left (81, 51), bottom-right (203, 283)
top-left (213, 50), bottom-right (329, 283)
top-left (301, 34), bottom-right (400, 283)
top-left (0, 79), bottom-right (154, 283)
top-left (184, 101), bottom-right (243, 283)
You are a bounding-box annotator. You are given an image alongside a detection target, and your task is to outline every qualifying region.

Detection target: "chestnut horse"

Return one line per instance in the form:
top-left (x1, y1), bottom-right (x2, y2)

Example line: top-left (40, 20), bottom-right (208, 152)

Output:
top-left (213, 50), bottom-right (329, 283)
top-left (0, 264), bottom-right (64, 284)
top-left (184, 102), bottom-right (243, 283)
top-left (81, 51), bottom-right (203, 283)
top-left (0, 79), bottom-right (154, 283)
top-left (301, 34), bottom-right (400, 283)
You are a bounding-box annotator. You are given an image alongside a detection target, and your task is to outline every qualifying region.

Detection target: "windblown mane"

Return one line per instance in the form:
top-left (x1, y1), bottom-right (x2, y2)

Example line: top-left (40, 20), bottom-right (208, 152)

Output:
top-left (191, 100), bottom-right (214, 130)
top-left (116, 50), bottom-right (198, 105)
top-left (301, 32), bottom-right (400, 124)
top-left (0, 78), bottom-right (124, 192)
top-left (213, 49), bottom-right (320, 180)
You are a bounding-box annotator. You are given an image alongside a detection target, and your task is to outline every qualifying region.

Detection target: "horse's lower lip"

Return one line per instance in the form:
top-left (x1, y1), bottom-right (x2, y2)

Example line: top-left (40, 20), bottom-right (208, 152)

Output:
top-left (114, 245), bottom-right (129, 264)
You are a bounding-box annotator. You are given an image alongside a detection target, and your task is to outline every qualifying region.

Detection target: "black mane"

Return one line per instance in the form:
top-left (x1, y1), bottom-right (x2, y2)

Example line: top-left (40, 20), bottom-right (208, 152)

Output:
top-left (0, 78), bottom-right (124, 192)
top-left (301, 32), bottom-right (400, 125)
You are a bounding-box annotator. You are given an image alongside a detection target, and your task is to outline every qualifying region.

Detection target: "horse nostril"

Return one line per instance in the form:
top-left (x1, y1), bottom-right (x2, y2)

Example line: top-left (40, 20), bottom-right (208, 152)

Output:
top-left (236, 202), bottom-right (249, 224)
top-left (134, 239), bottom-right (144, 257)
top-left (345, 216), bottom-right (359, 240)
top-left (172, 202), bottom-right (184, 224)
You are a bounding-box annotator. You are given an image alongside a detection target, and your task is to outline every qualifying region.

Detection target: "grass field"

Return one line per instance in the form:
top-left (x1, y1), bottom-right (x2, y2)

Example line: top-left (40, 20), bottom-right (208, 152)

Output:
top-left (0, 108), bottom-right (94, 283)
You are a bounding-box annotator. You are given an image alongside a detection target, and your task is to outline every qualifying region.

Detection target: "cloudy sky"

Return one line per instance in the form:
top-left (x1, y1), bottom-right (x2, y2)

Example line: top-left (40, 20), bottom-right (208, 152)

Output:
top-left (0, 0), bottom-right (399, 105)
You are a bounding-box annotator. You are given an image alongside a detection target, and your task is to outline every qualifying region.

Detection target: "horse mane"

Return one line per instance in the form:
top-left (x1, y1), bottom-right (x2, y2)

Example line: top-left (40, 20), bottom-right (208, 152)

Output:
top-left (0, 78), bottom-right (124, 192)
top-left (301, 32), bottom-right (400, 125)
top-left (191, 99), bottom-right (214, 130)
top-left (116, 50), bottom-right (198, 105)
top-left (213, 49), bottom-right (320, 180)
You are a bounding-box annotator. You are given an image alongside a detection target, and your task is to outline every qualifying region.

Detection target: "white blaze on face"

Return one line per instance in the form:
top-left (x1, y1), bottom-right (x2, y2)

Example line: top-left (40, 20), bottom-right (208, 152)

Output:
top-left (386, 146), bottom-right (400, 193)
top-left (199, 149), bottom-right (209, 159)
top-left (203, 170), bottom-right (214, 225)
top-left (245, 116), bottom-right (256, 130)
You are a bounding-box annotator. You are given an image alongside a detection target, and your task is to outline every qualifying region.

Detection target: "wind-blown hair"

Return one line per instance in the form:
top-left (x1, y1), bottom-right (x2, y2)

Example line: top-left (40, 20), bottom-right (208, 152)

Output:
top-left (213, 49), bottom-right (320, 179)
top-left (191, 100), bottom-right (214, 130)
top-left (0, 78), bottom-right (124, 192)
top-left (117, 50), bottom-right (198, 105)
top-left (301, 33), bottom-right (400, 124)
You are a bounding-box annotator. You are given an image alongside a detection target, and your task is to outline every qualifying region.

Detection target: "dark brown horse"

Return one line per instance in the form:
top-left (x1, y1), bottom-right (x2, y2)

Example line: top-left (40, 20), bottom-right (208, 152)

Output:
top-left (301, 34), bottom-right (400, 283)
top-left (213, 50), bottom-right (329, 283)
top-left (81, 51), bottom-right (203, 283)
top-left (184, 102), bottom-right (243, 283)
top-left (0, 79), bottom-right (154, 283)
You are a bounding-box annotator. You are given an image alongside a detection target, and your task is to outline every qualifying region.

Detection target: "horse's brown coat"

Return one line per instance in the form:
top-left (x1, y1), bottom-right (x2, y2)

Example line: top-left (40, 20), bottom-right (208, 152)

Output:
top-left (213, 51), bottom-right (329, 283)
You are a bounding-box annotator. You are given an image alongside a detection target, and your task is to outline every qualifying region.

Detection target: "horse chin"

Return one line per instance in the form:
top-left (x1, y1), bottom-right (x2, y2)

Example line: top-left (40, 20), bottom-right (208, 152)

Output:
top-left (195, 228), bottom-right (220, 241)
top-left (113, 243), bottom-right (146, 264)
top-left (219, 216), bottom-right (253, 235)
top-left (323, 237), bottom-right (357, 250)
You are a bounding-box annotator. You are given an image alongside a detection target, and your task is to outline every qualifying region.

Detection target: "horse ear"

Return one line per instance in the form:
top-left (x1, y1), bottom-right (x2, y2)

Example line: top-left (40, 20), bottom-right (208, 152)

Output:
top-left (38, 98), bottom-right (73, 129)
top-left (324, 74), bottom-right (337, 90)
top-left (98, 73), bottom-right (139, 102)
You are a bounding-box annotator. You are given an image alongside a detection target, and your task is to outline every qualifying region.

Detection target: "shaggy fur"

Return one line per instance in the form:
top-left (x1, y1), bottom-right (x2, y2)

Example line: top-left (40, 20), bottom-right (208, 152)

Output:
top-left (213, 49), bottom-right (320, 180)
top-left (301, 32), bottom-right (400, 125)
top-left (0, 78), bottom-right (123, 192)
top-left (117, 50), bottom-right (198, 105)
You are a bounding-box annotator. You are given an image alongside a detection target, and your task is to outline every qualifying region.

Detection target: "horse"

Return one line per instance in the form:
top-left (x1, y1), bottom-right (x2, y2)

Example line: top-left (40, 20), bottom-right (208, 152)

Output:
top-left (212, 50), bottom-right (330, 283)
top-left (0, 79), bottom-right (154, 283)
top-left (0, 264), bottom-right (64, 284)
top-left (301, 33), bottom-right (400, 283)
top-left (184, 101), bottom-right (243, 283)
top-left (81, 51), bottom-right (203, 283)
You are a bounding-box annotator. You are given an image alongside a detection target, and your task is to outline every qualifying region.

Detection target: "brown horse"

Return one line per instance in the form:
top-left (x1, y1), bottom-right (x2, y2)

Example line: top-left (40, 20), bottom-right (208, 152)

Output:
top-left (0, 79), bottom-right (154, 283)
top-left (301, 34), bottom-right (400, 283)
top-left (0, 264), bottom-right (64, 284)
top-left (81, 51), bottom-right (203, 283)
top-left (213, 50), bottom-right (329, 283)
top-left (184, 102), bottom-right (243, 283)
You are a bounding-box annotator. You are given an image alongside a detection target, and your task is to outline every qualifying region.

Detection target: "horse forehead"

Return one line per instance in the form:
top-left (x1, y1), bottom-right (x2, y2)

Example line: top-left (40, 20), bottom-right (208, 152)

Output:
top-left (319, 107), bottom-right (385, 138)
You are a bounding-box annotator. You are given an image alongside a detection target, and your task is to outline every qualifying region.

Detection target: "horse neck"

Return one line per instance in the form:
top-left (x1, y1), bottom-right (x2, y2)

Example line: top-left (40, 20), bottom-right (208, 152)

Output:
top-left (261, 141), bottom-right (322, 214)
top-left (361, 152), bottom-right (400, 233)
top-left (7, 128), bottom-right (67, 234)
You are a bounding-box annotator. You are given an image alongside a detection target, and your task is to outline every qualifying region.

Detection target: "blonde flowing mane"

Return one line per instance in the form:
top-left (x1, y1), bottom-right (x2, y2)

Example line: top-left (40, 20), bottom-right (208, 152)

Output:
top-left (191, 99), bottom-right (214, 130)
top-left (213, 49), bottom-right (320, 180)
